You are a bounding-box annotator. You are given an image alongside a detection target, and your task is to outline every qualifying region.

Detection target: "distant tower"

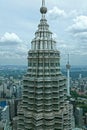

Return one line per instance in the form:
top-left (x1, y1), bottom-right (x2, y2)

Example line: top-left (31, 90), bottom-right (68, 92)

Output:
top-left (66, 54), bottom-right (71, 96)
top-left (79, 74), bottom-right (82, 79)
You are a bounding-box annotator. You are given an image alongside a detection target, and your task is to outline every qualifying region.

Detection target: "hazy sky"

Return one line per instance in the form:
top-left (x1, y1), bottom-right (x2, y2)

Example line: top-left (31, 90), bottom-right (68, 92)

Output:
top-left (0, 0), bottom-right (87, 66)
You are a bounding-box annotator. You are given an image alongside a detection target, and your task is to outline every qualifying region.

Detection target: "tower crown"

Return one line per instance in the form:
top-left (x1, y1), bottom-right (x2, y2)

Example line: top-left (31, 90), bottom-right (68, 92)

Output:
top-left (31, 0), bottom-right (57, 51)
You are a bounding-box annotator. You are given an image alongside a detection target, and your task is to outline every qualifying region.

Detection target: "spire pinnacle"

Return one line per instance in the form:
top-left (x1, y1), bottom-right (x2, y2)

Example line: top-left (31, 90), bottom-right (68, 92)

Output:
top-left (40, 0), bottom-right (47, 17)
top-left (68, 54), bottom-right (69, 64)
top-left (66, 54), bottom-right (71, 69)
top-left (42, 0), bottom-right (45, 7)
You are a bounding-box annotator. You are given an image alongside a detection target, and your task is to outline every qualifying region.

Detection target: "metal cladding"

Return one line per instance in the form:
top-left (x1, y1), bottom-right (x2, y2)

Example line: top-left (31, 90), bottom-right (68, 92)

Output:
top-left (17, 0), bottom-right (74, 130)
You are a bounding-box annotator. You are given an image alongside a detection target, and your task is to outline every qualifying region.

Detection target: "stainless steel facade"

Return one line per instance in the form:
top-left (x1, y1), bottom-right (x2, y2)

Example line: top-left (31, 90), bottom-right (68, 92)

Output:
top-left (17, 0), bottom-right (74, 130)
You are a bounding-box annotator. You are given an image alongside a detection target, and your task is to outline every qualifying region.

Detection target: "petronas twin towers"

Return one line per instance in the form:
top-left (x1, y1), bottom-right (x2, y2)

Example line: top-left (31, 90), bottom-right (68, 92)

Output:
top-left (17, 0), bottom-right (74, 130)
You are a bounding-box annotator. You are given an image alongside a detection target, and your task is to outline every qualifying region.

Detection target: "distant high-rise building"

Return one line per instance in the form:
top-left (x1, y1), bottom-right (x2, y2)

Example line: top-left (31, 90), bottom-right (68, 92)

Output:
top-left (75, 107), bottom-right (83, 128)
top-left (1, 106), bottom-right (10, 122)
top-left (85, 113), bottom-right (87, 126)
top-left (17, 0), bottom-right (74, 130)
top-left (0, 105), bottom-right (11, 130)
top-left (13, 116), bottom-right (18, 130)
top-left (66, 54), bottom-right (71, 96)
top-left (0, 107), bottom-right (3, 121)
top-left (0, 122), bottom-right (4, 130)
top-left (79, 74), bottom-right (82, 79)
top-left (8, 99), bottom-right (16, 121)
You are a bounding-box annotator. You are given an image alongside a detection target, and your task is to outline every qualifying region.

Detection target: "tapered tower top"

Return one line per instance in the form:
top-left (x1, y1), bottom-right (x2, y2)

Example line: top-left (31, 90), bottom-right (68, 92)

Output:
top-left (40, 0), bottom-right (47, 17)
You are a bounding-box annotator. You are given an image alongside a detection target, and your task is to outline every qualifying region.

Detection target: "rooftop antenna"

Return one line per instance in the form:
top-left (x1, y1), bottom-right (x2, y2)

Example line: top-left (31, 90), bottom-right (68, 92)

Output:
top-left (40, 0), bottom-right (47, 19)
top-left (66, 54), bottom-right (71, 96)
top-left (42, 0), bottom-right (45, 7)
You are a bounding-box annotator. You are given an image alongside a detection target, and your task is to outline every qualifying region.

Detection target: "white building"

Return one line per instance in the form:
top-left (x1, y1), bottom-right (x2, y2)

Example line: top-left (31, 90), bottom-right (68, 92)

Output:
top-left (0, 105), bottom-right (11, 130)
top-left (2, 106), bottom-right (9, 122)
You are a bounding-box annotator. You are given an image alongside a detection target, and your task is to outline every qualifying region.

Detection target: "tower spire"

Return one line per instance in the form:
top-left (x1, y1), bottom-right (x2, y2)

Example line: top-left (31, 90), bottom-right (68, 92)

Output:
top-left (68, 54), bottom-right (69, 64)
top-left (42, 0), bottom-right (45, 7)
top-left (40, 0), bottom-right (47, 18)
top-left (66, 54), bottom-right (71, 96)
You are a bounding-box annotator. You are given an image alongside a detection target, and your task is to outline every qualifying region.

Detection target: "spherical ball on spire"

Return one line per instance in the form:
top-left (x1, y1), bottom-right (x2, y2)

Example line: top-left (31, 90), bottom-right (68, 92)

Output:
top-left (40, 6), bottom-right (47, 14)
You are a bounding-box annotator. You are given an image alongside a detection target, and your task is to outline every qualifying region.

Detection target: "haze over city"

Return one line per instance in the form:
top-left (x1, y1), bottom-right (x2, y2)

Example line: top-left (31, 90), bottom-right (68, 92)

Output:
top-left (0, 0), bottom-right (87, 65)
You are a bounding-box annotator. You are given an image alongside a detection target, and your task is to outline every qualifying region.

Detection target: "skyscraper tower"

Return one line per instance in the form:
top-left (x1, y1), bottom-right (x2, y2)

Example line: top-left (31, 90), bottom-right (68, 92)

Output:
top-left (17, 0), bottom-right (74, 130)
top-left (66, 54), bottom-right (71, 96)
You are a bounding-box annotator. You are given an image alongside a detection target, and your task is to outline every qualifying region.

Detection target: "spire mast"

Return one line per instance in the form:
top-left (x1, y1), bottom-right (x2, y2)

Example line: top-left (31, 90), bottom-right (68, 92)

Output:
top-left (40, 0), bottom-right (47, 19)
top-left (42, 0), bottom-right (45, 7)
top-left (66, 54), bottom-right (71, 96)
top-left (68, 54), bottom-right (69, 64)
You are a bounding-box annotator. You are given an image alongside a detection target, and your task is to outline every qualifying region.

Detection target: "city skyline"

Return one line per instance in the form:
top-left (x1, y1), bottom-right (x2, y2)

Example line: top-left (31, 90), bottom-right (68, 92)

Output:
top-left (0, 0), bottom-right (87, 65)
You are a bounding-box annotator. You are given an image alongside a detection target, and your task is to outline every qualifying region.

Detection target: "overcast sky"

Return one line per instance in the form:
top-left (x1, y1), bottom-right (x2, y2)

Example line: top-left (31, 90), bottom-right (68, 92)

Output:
top-left (0, 0), bottom-right (87, 66)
